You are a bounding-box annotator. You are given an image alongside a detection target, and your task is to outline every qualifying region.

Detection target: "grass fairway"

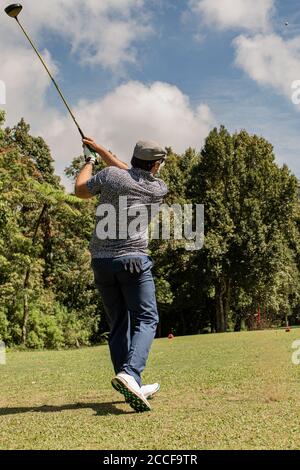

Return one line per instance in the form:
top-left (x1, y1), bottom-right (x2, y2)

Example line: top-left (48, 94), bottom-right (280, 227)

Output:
top-left (1, 329), bottom-right (300, 450)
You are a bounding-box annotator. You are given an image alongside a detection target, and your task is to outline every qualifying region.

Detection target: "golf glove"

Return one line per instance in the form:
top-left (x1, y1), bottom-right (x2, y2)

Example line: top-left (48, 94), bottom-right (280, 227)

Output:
top-left (84, 145), bottom-right (98, 165)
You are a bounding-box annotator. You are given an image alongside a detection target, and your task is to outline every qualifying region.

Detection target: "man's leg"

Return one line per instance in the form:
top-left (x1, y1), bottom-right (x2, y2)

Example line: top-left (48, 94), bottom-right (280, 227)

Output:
top-left (92, 259), bottom-right (130, 375)
top-left (117, 257), bottom-right (159, 386)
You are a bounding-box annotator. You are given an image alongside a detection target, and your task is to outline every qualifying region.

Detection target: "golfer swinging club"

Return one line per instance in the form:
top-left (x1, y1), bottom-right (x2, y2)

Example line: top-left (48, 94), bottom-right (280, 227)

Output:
top-left (75, 138), bottom-right (168, 412)
top-left (4, 3), bottom-right (167, 413)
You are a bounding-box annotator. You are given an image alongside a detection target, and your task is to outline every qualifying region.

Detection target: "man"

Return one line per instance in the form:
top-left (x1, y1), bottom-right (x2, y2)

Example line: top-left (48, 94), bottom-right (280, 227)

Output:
top-left (75, 137), bottom-right (168, 413)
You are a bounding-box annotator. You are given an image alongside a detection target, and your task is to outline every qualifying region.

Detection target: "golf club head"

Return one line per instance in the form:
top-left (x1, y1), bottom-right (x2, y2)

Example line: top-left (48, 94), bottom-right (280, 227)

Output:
top-left (4, 3), bottom-right (23, 18)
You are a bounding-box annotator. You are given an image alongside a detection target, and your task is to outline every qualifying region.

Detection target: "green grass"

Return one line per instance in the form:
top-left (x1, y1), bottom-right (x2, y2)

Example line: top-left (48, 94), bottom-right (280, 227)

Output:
top-left (1, 329), bottom-right (300, 450)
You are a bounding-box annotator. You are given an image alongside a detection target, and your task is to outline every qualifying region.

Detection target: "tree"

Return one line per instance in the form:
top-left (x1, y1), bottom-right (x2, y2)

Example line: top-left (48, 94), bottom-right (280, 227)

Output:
top-left (2, 111), bottom-right (300, 345)
top-left (5, 118), bottom-right (61, 187)
top-left (188, 127), bottom-right (300, 332)
top-left (150, 148), bottom-right (204, 336)
top-left (0, 115), bottom-right (104, 348)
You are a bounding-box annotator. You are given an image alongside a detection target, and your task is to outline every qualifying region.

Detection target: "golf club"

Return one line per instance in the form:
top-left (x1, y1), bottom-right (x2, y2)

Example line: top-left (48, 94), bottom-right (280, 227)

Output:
top-left (4, 3), bottom-right (95, 157)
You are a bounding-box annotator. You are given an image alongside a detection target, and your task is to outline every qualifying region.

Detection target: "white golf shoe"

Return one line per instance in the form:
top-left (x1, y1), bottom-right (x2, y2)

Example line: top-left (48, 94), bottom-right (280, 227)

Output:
top-left (141, 383), bottom-right (160, 400)
top-left (111, 372), bottom-right (151, 413)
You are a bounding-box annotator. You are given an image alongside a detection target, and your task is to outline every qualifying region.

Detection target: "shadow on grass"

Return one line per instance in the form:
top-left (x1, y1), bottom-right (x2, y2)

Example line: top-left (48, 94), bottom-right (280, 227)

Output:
top-left (0, 401), bottom-right (135, 416)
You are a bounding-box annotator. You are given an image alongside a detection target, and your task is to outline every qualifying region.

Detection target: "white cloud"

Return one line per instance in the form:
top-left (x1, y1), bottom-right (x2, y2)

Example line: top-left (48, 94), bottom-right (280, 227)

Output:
top-left (189, 0), bottom-right (274, 33)
top-left (0, 45), bottom-right (59, 127)
top-left (0, 1), bottom-right (216, 191)
top-left (0, 51), bottom-right (216, 190)
top-left (77, 81), bottom-right (215, 154)
top-left (0, 0), bottom-right (151, 70)
top-left (38, 81), bottom-right (216, 189)
top-left (234, 34), bottom-right (300, 99)
top-left (187, 0), bottom-right (300, 106)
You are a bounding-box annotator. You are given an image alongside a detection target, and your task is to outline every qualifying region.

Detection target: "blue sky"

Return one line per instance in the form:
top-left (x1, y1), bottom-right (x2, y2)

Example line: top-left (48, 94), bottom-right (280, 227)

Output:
top-left (1, 0), bottom-right (300, 188)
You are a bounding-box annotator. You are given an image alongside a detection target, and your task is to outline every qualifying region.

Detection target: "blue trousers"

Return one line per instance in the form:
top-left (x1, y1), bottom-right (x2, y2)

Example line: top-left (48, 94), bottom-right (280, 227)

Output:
top-left (91, 256), bottom-right (159, 386)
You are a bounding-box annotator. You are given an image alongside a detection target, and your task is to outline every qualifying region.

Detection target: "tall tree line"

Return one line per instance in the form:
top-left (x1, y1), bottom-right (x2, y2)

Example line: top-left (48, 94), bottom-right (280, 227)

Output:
top-left (1, 112), bottom-right (300, 348)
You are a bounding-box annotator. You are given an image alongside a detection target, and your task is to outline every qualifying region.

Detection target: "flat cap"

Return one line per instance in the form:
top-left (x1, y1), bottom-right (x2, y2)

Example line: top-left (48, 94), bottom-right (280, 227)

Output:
top-left (133, 140), bottom-right (167, 161)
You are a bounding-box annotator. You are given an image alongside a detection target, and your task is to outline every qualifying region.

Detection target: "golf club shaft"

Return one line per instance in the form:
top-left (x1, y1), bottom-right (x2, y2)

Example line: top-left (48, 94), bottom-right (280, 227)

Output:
top-left (15, 17), bottom-right (85, 140)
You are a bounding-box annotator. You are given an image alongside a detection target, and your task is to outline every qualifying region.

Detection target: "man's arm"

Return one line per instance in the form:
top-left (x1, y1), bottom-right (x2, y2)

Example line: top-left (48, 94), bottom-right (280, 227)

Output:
top-left (83, 137), bottom-right (129, 170)
top-left (75, 162), bottom-right (94, 199)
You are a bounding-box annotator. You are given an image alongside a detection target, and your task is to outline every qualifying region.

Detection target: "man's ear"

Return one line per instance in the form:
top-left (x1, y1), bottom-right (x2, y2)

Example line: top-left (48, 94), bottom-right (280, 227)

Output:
top-left (151, 160), bottom-right (161, 175)
top-left (152, 161), bottom-right (160, 174)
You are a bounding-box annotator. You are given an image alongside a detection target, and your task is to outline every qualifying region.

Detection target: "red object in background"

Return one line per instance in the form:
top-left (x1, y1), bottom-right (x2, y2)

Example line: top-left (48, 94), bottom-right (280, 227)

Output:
top-left (285, 327), bottom-right (291, 332)
top-left (168, 334), bottom-right (174, 340)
